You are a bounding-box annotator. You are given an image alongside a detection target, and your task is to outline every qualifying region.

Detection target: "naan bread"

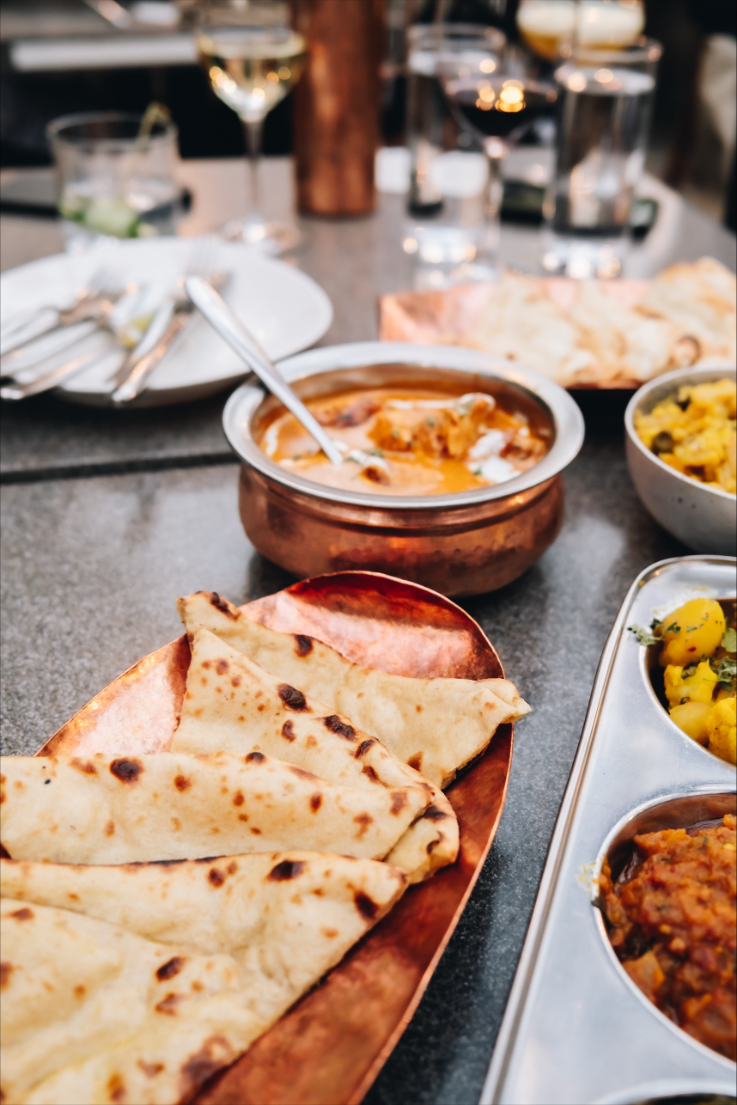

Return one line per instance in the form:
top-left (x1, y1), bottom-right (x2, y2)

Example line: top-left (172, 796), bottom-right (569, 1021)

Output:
top-left (465, 272), bottom-right (596, 386)
top-left (177, 592), bottom-right (530, 789)
top-left (0, 851), bottom-right (405, 959)
top-left (569, 280), bottom-right (698, 383)
top-left (171, 628), bottom-right (458, 883)
top-left (0, 751), bottom-right (428, 865)
top-left (638, 257), bottom-right (737, 364)
top-left (1, 855), bottom-right (403, 1104)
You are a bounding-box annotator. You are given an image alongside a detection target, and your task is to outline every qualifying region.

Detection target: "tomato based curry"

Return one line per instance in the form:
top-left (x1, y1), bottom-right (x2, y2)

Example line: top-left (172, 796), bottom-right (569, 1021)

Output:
top-left (600, 814), bottom-right (736, 1060)
top-left (258, 386), bottom-right (551, 495)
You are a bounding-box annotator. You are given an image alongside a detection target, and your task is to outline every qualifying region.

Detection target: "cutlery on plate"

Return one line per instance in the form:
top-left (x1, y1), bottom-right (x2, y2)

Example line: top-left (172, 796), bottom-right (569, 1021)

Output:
top-left (0, 268), bottom-right (125, 356)
top-left (0, 285), bottom-right (164, 401)
top-left (185, 274), bottom-right (343, 467)
top-left (109, 238), bottom-right (220, 405)
top-left (0, 345), bottom-right (110, 401)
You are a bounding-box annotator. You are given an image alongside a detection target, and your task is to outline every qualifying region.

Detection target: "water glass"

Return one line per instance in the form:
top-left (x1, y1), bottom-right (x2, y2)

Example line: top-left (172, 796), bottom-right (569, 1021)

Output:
top-left (404, 23), bottom-right (506, 287)
top-left (541, 38), bottom-right (661, 278)
top-left (47, 111), bottom-right (180, 250)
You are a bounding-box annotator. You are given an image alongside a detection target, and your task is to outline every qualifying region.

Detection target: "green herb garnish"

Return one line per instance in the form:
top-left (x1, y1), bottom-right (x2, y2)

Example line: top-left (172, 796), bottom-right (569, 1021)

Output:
top-left (628, 623), bottom-right (661, 647)
top-left (713, 655), bottom-right (737, 690)
top-left (721, 627), bottom-right (737, 653)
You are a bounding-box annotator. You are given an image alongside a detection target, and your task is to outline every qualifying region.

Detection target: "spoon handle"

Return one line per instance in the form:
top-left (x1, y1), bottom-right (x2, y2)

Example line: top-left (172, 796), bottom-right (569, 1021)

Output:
top-left (185, 275), bottom-right (343, 467)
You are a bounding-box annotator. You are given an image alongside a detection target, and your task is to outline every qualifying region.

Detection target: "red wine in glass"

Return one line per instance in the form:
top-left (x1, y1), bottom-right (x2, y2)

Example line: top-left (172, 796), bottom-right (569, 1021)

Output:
top-left (444, 76), bottom-right (557, 149)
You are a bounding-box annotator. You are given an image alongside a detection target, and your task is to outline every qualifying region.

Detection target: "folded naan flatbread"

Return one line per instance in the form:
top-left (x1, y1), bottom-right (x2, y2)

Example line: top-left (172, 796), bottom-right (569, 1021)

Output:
top-left (0, 751), bottom-right (428, 865)
top-left (177, 592), bottom-right (530, 789)
top-left (0, 850), bottom-right (405, 959)
top-left (171, 628), bottom-right (458, 883)
top-left (1, 854), bottom-right (403, 1104)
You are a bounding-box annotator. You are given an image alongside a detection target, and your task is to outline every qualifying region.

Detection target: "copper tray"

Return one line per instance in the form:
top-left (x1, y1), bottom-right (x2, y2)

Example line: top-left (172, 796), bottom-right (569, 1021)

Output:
top-left (38, 571), bottom-right (514, 1105)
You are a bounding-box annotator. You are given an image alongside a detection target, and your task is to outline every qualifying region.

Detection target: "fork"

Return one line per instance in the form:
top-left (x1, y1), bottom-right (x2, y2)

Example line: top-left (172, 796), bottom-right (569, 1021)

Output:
top-left (0, 267), bottom-right (118, 356)
top-left (109, 239), bottom-right (219, 405)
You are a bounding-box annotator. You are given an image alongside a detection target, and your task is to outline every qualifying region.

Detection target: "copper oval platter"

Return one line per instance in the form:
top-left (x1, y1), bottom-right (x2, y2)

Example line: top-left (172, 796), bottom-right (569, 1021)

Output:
top-left (38, 571), bottom-right (514, 1105)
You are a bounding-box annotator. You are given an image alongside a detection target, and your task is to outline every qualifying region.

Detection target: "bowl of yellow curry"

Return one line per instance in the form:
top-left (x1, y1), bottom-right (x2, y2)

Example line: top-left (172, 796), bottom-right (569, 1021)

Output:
top-left (625, 365), bottom-right (736, 555)
top-left (223, 342), bottom-right (585, 595)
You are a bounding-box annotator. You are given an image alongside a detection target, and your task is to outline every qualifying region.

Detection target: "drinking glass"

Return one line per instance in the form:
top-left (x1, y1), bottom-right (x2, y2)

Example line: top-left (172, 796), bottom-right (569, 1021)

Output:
top-left (196, 0), bottom-right (307, 251)
top-left (404, 23), bottom-right (508, 286)
top-left (541, 38), bottom-right (661, 278)
top-left (47, 111), bottom-right (180, 250)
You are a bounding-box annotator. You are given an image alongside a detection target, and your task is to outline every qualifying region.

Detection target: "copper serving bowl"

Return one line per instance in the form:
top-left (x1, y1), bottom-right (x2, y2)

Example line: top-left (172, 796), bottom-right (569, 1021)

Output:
top-left (223, 342), bottom-right (585, 596)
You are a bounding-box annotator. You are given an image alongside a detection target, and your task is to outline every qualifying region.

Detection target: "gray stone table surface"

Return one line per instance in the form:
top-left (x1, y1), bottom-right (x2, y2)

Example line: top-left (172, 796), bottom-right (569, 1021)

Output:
top-left (0, 157), bottom-right (734, 1105)
top-left (2, 422), bottom-right (687, 1105)
top-left (2, 160), bottom-right (735, 478)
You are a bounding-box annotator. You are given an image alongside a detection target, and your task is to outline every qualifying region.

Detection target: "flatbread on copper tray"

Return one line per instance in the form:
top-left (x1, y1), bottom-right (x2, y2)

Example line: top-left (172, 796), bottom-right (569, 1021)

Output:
top-left (0, 585), bottom-right (530, 1105)
top-left (1, 853), bottom-right (404, 1105)
top-left (0, 751), bottom-right (429, 866)
top-left (177, 590), bottom-right (530, 790)
top-left (171, 627), bottom-right (458, 884)
top-left (379, 258), bottom-right (736, 388)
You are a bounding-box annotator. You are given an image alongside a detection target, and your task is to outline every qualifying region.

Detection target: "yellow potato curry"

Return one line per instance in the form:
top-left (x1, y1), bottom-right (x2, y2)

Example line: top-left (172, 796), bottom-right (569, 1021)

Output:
top-left (634, 378), bottom-right (736, 494)
top-left (259, 386), bottom-right (551, 496)
top-left (631, 598), bottom-right (736, 765)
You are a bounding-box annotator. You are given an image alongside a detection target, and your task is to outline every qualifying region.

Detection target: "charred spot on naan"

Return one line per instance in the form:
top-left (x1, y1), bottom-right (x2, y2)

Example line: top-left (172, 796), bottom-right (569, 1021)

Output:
top-left (278, 684), bottom-right (309, 712)
top-left (245, 751), bottom-right (265, 763)
top-left (268, 859), bottom-right (305, 881)
top-left (70, 758), bottom-right (97, 775)
top-left (110, 758), bottom-right (143, 784)
top-left (323, 715), bottom-right (356, 741)
top-left (281, 720), bottom-right (296, 741)
top-left (156, 956), bottom-right (187, 981)
top-left (0, 961), bottom-right (13, 988)
top-left (209, 592), bottom-right (239, 619)
top-left (294, 634), bottom-right (314, 656)
top-left (289, 764), bottom-right (321, 783)
top-left (423, 804), bottom-right (450, 821)
top-left (354, 891), bottom-right (379, 920)
top-left (355, 739), bottom-right (376, 758)
top-left (155, 991), bottom-right (185, 1015)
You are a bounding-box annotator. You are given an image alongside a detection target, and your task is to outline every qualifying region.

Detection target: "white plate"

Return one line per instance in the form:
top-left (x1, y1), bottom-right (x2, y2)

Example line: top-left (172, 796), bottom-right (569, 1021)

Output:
top-left (0, 238), bottom-right (333, 407)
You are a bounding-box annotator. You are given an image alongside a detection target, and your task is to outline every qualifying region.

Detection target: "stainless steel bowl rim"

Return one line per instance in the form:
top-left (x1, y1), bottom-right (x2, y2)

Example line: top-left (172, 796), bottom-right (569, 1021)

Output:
top-left (624, 363), bottom-right (737, 503)
top-left (223, 341), bottom-right (586, 510)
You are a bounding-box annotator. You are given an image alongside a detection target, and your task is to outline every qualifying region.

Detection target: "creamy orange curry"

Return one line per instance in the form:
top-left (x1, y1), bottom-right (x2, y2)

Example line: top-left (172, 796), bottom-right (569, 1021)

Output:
top-left (258, 386), bottom-right (551, 495)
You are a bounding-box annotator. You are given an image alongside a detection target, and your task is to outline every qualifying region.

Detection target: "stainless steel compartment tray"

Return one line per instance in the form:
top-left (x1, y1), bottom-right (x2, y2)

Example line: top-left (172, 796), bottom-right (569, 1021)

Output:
top-left (482, 555), bottom-right (737, 1105)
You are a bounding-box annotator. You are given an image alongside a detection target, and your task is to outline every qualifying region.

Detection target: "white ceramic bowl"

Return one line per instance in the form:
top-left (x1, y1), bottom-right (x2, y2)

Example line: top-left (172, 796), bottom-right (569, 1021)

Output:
top-left (625, 365), bottom-right (736, 555)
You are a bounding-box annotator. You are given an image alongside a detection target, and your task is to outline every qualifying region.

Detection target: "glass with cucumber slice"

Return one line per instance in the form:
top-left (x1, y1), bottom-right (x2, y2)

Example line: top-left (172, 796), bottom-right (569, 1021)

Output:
top-left (48, 105), bottom-right (179, 247)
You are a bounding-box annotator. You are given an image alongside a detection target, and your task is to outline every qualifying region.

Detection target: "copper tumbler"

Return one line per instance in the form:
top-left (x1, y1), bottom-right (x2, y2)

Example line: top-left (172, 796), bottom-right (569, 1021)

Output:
top-left (291, 0), bottom-right (382, 216)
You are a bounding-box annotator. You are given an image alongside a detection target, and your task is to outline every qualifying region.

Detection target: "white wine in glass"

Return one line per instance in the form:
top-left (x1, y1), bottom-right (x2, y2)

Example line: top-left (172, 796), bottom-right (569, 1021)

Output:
top-left (197, 3), bottom-right (307, 250)
top-left (517, 1), bottom-right (645, 63)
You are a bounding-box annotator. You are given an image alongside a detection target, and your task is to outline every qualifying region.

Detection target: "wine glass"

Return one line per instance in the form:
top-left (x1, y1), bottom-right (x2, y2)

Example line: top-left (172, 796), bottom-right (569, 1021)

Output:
top-left (197, 0), bottom-right (307, 251)
top-left (437, 29), bottom-right (558, 254)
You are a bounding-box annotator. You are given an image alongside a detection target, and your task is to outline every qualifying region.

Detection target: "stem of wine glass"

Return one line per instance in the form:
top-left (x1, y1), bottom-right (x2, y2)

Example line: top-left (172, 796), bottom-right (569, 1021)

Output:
top-left (484, 140), bottom-right (507, 224)
top-left (243, 118), bottom-right (264, 220)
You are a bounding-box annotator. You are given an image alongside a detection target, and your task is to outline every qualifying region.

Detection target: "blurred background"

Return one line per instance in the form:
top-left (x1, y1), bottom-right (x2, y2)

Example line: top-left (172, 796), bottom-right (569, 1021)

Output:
top-left (1, 0), bottom-right (734, 228)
